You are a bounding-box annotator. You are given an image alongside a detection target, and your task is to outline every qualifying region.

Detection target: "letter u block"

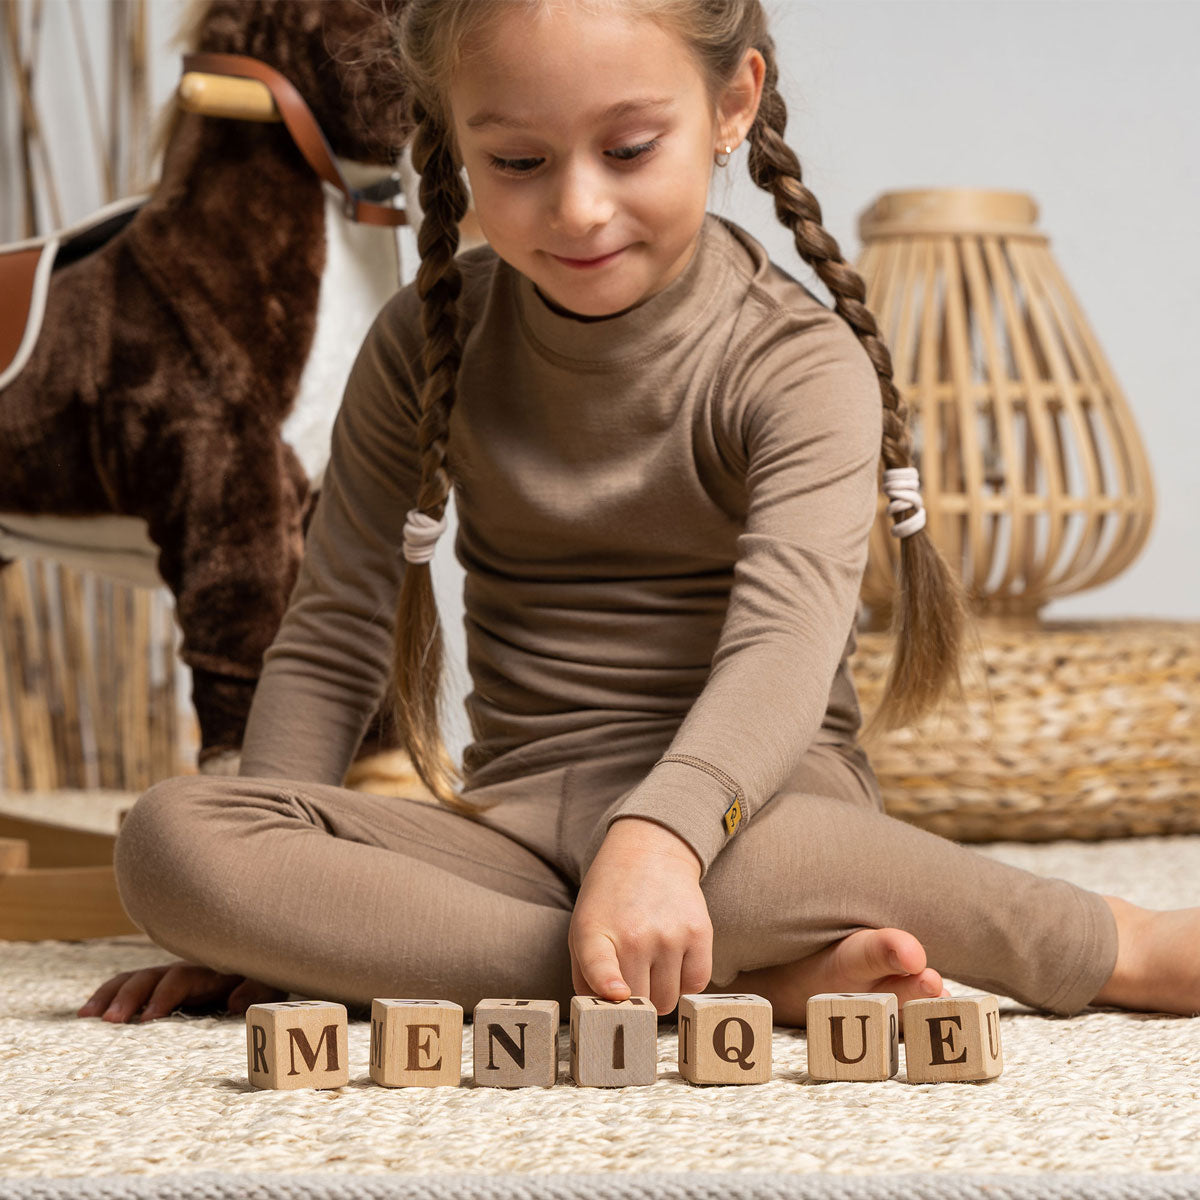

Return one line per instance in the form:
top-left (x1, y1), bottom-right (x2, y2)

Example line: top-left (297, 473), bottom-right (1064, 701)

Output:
top-left (901, 993), bottom-right (1004, 1083)
top-left (246, 1000), bottom-right (349, 1090)
top-left (677, 993), bottom-right (772, 1085)
top-left (569, 995), bottom-right (657, 1087)
top-left (805, 993), bottom-right (899, 1082)
top-left (370, 999), bottom-right (463, 1087)
top-left (472, 999), bottom-right (560, 1088)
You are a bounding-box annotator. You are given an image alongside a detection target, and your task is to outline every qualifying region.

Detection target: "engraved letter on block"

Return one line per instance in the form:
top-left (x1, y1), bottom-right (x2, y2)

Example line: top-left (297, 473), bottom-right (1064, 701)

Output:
top-left (902, 993), bottom-right (1003, 1083)
top-left (569, 995), bottom-right (657, 1088)
top-left (805, 992), bottom-right (899, 1082)
top-left (677, 993), bottom-right (772, 1085)
top-left (246, 1000), bottom-right (349, 1091)
top-left (370, 999), bottom-right (464, 1087)
top-left (472, 999), bottom-right (560, 1088)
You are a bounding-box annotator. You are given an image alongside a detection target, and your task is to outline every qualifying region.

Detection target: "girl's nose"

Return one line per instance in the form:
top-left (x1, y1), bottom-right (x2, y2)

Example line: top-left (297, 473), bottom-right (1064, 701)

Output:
top-left (547, 159), bottom-right (614, 238)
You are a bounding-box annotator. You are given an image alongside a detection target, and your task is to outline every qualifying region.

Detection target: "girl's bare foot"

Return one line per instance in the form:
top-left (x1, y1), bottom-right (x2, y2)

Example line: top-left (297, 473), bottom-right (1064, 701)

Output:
top-left (725, 927), bottom-right (948, 1029)
top-left (1091, 896), bottom-right (1200, 1016)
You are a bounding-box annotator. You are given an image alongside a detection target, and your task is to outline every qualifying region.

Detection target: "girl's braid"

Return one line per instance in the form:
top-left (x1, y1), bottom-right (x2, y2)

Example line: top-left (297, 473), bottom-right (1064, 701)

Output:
top-left (743, 33), bottom-right (971, 737)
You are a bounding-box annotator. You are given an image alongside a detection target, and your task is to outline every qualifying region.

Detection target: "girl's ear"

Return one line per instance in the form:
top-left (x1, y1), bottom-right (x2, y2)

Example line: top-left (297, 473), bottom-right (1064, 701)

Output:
top-left (717, 47), bottom-right (766, 147)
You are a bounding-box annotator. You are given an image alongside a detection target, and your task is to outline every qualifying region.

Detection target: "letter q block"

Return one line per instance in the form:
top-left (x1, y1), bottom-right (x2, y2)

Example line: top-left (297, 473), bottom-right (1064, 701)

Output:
top-left (677, 993), bottom-right (772, 1085)
top-left (246, 1000), bottom-right (349, 1090)
top-left (472, 999), bottom-right (560, 1088)
top-left (902, 993), bottom-right (1003, 1083)
top-left (370, 999), bottom-right (463, 1087)
top-left (805, 993), bottom-right (899, 1081)
top-left (569, 995), bottom-right (657, 1087)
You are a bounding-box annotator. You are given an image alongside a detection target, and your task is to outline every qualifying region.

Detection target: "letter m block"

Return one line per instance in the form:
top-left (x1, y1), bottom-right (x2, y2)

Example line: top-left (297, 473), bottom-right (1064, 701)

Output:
top-left (246, 1000), bottom-right (350, 1090)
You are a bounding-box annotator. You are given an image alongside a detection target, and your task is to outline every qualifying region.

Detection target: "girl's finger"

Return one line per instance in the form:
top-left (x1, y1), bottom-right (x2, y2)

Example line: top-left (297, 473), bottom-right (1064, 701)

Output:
top-left (77, 972), bottom-right (135, 1017)
top-left (103, 969), bottom-right (163, 1022)
top-left (574, 929), bottom-right (628, 999)
top-left (140, 966), bottom-right (211, 1022)
top-left (227, 977), bottom-right (286, 1014)
top-left (647, 951), bottom-right (683, 1017)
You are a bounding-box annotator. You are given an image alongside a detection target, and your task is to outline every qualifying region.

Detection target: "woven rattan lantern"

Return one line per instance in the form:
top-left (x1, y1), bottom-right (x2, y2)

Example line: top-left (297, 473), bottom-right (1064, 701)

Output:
top-left (854, 188), bottom-right (1155, 630)
top-left (847, 188), bottom-right (1198, 842)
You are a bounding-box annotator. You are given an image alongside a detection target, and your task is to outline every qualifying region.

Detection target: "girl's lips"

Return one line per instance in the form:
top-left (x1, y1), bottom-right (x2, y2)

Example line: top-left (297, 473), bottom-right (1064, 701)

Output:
top-left (551, 246), bottom-right (626, 269)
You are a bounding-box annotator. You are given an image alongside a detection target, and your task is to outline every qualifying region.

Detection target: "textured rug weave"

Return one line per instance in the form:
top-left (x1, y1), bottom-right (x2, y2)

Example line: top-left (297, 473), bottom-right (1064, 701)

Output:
top-left (2, 825), bottom-right (1200, 1199)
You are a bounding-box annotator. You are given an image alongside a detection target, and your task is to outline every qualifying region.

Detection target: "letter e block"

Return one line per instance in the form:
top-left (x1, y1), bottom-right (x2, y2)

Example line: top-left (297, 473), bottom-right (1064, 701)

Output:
top-left (246, 1000), bottom-right (349, 1090)
top-left (569, 995), bottom-right (657, 1087)
top-left (805, 992), bottom-right (899, 1082)
top-left (369, 999), bottom-right (463, 1087)
top-left (902, 993), bottom-right (1003, 1083)
top-left (472, 999), bottom-right (560, 1088)
top-left (676, 993), bottom-right (772, 1085)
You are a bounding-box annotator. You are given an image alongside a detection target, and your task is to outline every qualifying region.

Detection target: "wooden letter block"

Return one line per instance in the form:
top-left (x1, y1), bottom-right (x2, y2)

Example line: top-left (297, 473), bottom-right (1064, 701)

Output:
top-left (472, 999), bottom-right (560, 1088)
top-left (246, 1000), bottom-right (349, 1090)
top-left (369, 999), bottom-right (463, 1087)
top-left (569, 995), bottom-right (657, 1087)
top-left (676, 993), bottom-right (772, 1085)
top-left (902, 993), bottom-right (1003, 1083)
top-left (805, 992), bottom-right (899, 1082)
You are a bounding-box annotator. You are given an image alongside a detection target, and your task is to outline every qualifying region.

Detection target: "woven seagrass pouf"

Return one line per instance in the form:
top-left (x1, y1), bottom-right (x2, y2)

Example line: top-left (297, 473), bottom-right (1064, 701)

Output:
top-left (850, 617), bottom-right (1200, 842)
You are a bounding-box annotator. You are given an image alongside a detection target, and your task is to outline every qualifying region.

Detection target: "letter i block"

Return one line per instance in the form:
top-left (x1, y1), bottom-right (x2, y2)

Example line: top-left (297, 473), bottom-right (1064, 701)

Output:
top-left (369, 999), bottom-right (463, 1087)
top-left (472, 999), bottom-right (560, 1088)
top-left (569, 995), bottom-right (657, 1087)
top-left (901, 993), bottom-right (1003, 1083)
top-left (246, 1000), bottom-right (349, 1090)
top-left (805, 993), bottom-right (899, 1082)
top-left (676, 993), bottom-right (772, 1085)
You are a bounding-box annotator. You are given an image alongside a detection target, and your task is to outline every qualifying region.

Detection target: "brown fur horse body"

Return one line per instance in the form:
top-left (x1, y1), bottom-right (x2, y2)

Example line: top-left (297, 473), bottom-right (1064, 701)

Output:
top-left (0, 0), bottom-right (412, 770)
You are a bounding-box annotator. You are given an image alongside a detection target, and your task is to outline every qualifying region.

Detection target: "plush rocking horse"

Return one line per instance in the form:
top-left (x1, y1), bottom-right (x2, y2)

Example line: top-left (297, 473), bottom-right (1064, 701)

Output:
top-left (0, 0), bottom-right (482, 785)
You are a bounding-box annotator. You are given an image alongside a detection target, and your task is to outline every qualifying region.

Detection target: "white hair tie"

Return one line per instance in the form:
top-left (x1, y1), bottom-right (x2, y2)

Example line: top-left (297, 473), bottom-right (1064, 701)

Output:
top-left (882, 467), bottom-right (926, 539)
top-left (402, 507), bottom-right (447, 564)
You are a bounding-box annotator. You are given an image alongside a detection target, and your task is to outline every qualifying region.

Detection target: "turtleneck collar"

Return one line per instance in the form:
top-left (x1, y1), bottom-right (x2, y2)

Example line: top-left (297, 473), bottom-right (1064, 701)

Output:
top-left (510, 212), bottom-right (732, 366)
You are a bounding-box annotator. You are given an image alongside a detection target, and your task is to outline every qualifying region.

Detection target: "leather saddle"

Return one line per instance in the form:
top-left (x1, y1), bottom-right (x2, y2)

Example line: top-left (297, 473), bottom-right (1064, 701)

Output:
top-left (0, 193), bottom-right (147, 393)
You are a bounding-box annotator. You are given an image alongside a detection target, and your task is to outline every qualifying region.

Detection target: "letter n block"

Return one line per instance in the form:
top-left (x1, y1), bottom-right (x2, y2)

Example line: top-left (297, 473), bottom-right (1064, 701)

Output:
top-left (369, 999), bottom-right (463, 1087)
top-left (805, 993), bottom-right (899, 1082)
top-left (569, 995), bottom-right (657, 1087)
top-left (676, 993), bottom-right (772, 1085)
top-left (246, 1000), bottom-right (349, 1090)
top-left (472, 999), bottom-right (560, 1088)
top-left (902, 993), bottom-right (1004, 1083)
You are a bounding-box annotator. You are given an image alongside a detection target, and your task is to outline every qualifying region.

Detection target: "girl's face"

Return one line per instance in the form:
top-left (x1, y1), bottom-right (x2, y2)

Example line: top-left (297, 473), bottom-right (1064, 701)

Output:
top-left (448, 3), bottom-right (728, 319)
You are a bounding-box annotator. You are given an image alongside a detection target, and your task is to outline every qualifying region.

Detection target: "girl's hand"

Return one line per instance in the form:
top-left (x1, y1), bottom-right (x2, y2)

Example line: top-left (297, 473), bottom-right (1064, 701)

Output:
top-left (569, 816), bottom-right (713, 1016)
top-left (77, 961), bottom-right (287, 1023)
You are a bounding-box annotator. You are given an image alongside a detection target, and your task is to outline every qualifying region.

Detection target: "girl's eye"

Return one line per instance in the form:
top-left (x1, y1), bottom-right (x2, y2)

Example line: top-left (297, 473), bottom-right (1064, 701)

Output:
top-left (486, 139), bottom-right (661, 176)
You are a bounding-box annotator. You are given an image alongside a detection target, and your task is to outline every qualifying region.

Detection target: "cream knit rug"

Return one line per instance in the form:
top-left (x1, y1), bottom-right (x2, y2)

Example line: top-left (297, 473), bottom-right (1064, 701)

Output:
top-left (2, 793), bottom-right (1200, 1198)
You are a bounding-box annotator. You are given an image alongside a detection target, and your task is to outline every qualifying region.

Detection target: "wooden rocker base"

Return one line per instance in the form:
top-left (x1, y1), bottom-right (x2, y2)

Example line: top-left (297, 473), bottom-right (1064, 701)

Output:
top-left (0, 810), bottom-right (140, 941)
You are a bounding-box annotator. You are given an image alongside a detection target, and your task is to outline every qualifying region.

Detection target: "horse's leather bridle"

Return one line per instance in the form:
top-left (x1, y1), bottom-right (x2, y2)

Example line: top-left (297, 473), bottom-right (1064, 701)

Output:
top-left (182, 51), bottom-right (409, 227)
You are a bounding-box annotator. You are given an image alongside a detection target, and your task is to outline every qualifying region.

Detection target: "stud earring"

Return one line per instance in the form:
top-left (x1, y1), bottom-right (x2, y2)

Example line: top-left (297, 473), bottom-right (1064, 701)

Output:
top-left (714, 142), bottom-right (733, 167)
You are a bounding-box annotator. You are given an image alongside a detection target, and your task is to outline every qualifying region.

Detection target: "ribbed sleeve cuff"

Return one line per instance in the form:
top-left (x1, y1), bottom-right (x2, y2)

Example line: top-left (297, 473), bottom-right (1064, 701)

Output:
top-left (583, 758), bottom-right (747, 883)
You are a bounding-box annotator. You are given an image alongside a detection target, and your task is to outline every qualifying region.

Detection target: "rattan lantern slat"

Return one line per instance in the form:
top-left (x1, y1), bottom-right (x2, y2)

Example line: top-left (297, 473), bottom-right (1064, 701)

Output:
top-left (856, 189), bottom-right (1155, 628)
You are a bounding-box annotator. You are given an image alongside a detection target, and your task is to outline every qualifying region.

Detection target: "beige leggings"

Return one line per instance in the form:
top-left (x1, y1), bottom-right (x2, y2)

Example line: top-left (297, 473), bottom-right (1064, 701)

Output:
top-left (113, 735), bottom-right (1118, 1021)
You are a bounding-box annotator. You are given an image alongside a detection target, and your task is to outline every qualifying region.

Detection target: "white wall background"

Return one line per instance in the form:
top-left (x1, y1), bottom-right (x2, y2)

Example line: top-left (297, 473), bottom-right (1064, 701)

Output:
top-left (3, 0), bottom-right (1196, 757)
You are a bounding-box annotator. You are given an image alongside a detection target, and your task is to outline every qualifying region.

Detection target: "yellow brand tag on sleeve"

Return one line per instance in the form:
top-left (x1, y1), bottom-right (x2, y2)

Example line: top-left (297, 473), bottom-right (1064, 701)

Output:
top-left (722, 796), bottom-right (743, 835)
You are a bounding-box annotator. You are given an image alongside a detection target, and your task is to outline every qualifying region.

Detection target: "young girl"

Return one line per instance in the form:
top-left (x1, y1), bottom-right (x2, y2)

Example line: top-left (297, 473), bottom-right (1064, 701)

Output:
top-left (81, 0), bottom-right (1194, 1029)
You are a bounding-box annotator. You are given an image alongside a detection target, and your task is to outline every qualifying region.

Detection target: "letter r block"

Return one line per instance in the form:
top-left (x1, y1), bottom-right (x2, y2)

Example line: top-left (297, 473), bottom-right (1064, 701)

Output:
top-left (246, 1000), bottom-right (349, 1090)
top-left (569, 995), bottom-right (657, 1087)
top-left (676, 993), bottom-right (772, 1085)
top-left (472, 999), bottom-right (560, 1088)
top-left (370, 999), bottom-right (463, 1087)
top-left (805, 993), bottom-right (899, 1081)
top-left (902, 993), bottom-right (1004, 1083)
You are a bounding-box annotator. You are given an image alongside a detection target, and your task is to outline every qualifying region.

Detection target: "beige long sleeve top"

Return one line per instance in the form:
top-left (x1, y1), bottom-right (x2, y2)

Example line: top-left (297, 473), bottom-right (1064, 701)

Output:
top-left (238, 211), bottom-right (884, 880)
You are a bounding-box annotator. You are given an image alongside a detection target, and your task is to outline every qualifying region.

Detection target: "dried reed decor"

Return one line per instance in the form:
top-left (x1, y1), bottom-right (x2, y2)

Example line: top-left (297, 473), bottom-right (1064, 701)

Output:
top-left (0, 559), bottom-right (197, 792)
top-left (0, 0), bottom-right (195, 792)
